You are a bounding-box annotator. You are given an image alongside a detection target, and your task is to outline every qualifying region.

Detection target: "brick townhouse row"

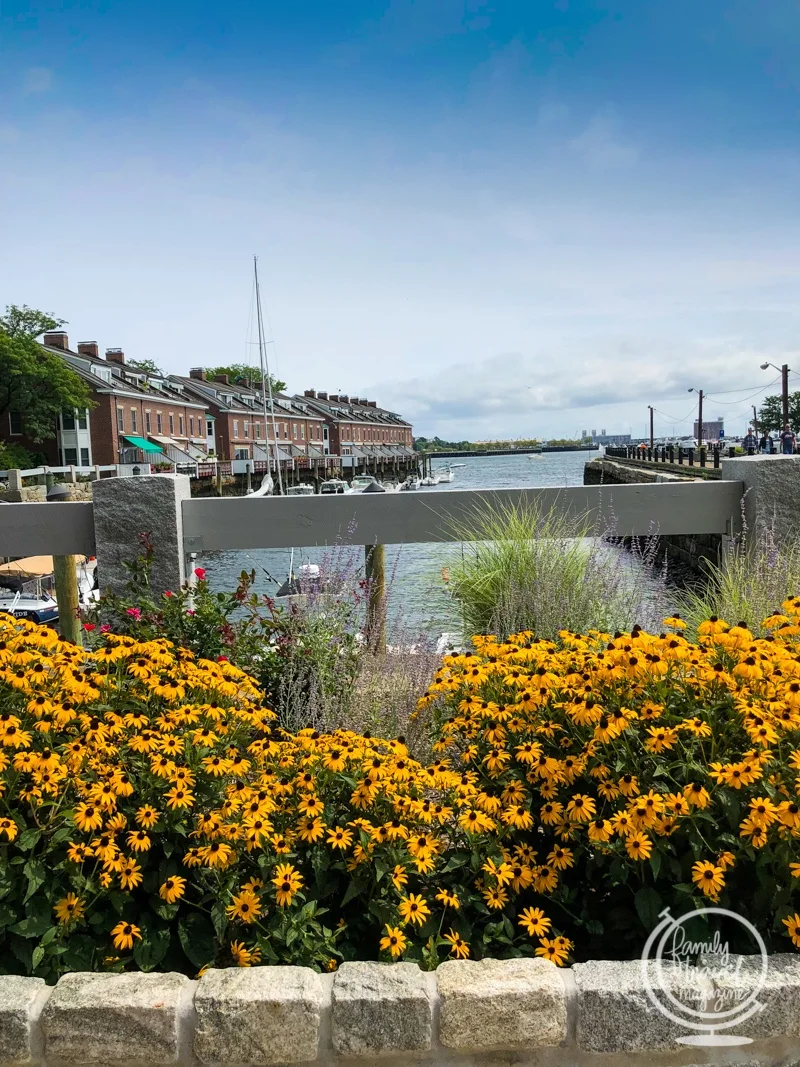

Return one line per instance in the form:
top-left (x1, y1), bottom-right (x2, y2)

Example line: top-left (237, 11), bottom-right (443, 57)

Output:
top-left (1, 332), bottom-right (414, 467)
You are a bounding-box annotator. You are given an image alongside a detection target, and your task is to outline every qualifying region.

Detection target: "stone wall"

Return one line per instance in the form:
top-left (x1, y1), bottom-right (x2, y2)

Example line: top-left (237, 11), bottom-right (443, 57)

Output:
top-left (2, 956), bottom-right (800, 1066)
top-left (584, 457), bottom-right (724, 574)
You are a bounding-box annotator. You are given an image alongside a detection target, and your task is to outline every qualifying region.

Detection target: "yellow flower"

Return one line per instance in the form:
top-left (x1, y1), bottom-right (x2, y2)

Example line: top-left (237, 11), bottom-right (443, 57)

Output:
top-left (625, 832), bottom-right (653, 861)
top-left (535, 937), bottom-right (569, 966)
top-left (391, 864), bottom-right (409, 891)
top-left (783, 913), bottom-right (800, 948)
top-left (326, 826), bottom-right (354, 850)
top-left (273, 863), bottom-right (303, 907)
top-left (159, 876), bottom-right (186, 903)
top-left (443, 929), bottom-right (469, 958)
top-left (692, 861), bottom-right (725, 899)
top-left (379, 924), bottom-right (408, 958)
top-left (518, 907), bottom-right (551, 937)
top-left (53, 893), bottom-right (85, 924)
top-left (118, 858), bottom-right (143, 890)
top-left (398, 893), bottom-right (431, 927)
top-left (227, 888), bottom-right (262, 924)
top-left (0, 817), bottom-right (18, 841)
top-left (111, 920), bottom-right (142, 951)
top-left (435, 888), bottom-right (460, 909)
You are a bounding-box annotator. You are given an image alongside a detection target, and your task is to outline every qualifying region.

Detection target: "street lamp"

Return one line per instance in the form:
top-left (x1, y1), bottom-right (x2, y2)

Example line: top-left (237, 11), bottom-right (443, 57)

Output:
top-left (760, 362), bottom-right (791, 428)
top-left (687, 387), bottom-right (704, 446)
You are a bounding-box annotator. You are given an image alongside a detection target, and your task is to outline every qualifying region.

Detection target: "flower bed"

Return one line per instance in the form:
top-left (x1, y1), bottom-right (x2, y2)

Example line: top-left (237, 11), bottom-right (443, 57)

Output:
top-left (0, 607), bottom-right (798, 979)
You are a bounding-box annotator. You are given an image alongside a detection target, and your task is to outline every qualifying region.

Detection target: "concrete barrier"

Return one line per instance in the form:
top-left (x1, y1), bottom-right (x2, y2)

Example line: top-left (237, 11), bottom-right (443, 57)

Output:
top-left (2, 956), bottom-right (800, 1066)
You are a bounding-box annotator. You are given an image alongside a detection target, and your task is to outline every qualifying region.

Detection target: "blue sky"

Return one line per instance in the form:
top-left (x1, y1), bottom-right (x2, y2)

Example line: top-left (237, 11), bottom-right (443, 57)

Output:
top-left (2, 0), bottom-right (799, 439)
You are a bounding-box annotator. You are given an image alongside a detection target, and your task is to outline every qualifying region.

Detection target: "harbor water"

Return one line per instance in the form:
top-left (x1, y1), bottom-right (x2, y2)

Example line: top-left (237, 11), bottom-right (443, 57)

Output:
top-left (200, 450), bottom-right (668, 638)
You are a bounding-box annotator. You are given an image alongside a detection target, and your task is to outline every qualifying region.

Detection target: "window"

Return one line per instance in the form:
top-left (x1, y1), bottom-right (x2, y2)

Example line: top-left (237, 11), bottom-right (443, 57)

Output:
top-left (234, 447), bottom-right (250, 460)
top-left (293, 424), bottom-right (298, 440)
top-left (78, 411), bottom-right (88, 430)
top-left (179, 415), bottom-right (185, 436)
top-left (130, 409), bottom-right (138, 432)
top-left (8, 412), bottom-right (22, 435)
top-left (233, 420), bottom-right (239, 438)
top-left (206, 420), bottom-right (214, 437)
top-left (157, 413), bottom-right (163, 433)
top-left (117, 408), bottom-right (124, 432)
top-left (63, 447), bottom-right (78, 465)
top-left (62, 411), bottom-right (76, 430)
top-left (145, 411), bottom-right (151, 433)
top-left (169, 414), bottom-right (175, 435)
top-left (190, 416), bottom-right (195, 436)
top-left (300, 425), bottom-right (305, 440)
top-left (243, 420), bottom-right (249, 438)
top-left (81, 447), bottom-right (90, 466)
top-left (255, 422), bottom-right (261, 438)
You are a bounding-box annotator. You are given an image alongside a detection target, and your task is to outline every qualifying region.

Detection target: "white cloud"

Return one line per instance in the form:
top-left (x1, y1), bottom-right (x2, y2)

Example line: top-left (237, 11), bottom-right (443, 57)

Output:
top-left (569, 108), bottom-right (638, 169)
top-left (23, 67), bottom-right (54, 93)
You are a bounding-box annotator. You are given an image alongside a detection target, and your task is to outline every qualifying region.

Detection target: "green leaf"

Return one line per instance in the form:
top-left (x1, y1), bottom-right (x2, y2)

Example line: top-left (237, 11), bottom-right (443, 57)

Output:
top-left (16, 829), bottom-right (41, 852)
top-left (211, 900), bottom-right (228, 941)
top-left (134, 927), bottom-right (171, 972)
top-left (340, 879), bottom-right (363, 907)
top-left (22, 859), bottom-right (45, 903)
top-left (31, 945), bottom-right (45, 971)
top-left (178, 913), bottom-right (217, 970)
top-left (10, 914), bottom-right (51, 939)
top-left (634, 886), bottom-right (662, 932)
top-left (649, 849), bottom-right (662, 881)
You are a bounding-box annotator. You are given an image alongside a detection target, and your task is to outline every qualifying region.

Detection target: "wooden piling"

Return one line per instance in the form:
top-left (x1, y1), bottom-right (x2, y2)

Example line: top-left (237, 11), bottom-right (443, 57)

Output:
top-left (364, 543), bottom-right (386, 653)
top-left (51, 484), bottom-right (82, 646)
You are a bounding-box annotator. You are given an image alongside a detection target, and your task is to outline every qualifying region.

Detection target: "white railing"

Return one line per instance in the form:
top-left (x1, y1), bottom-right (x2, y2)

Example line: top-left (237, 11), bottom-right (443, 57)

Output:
top-left (0, 481), bottom-right (743, 561)
top-left (0, 465), bottom-right (118, 479)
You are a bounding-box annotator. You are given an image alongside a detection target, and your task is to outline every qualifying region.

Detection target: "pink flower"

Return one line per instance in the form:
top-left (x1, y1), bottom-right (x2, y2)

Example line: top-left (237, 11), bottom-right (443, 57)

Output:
top-left (100, 624), bottom-right (111, 633)
top-left (185, 609), bottom-right (196, 616)
top-left (83, 622), bottom-right (96, 632)
top-left (194, 567), bottom-right (207, 581)
top-left (217, 655), bottom-right (229, 662)
top-left (164, 591), bottom-right (174, 598)
top-left (125, 607), bottom-right (142, 621)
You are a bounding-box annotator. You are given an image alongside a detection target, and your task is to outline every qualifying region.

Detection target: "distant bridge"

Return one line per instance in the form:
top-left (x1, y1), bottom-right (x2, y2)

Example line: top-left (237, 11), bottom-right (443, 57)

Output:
top-left (417, 445), bottom-right (599, 459)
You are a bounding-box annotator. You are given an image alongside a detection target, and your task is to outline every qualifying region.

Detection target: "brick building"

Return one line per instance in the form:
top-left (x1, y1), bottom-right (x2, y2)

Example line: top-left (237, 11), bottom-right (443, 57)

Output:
top-left (173, 370), bottom-right (328, 465)
top-left (1, 332), bottom-right (209, 467)
top-left (300, 391), bottom-right (414, 466)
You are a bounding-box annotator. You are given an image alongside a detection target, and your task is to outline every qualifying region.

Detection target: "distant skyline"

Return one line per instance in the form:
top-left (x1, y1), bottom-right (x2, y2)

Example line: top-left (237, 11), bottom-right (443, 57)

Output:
top-left (2, 0), bottom-right (799, 440)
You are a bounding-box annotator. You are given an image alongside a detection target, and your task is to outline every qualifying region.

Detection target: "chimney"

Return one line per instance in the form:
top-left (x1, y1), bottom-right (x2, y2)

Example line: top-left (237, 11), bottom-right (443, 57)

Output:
top-left (77, 341), bottom-right (99, 358)
top-left (368, 401), bottom-right (378, 408)
top-left (304, 389), bottom-right (317, 398)
top-left (190, 367), bottom-right (206, 381)
top-left (215, 374), bottom-right (230, 385)
top-left (105, 348), bottom-right (125, 365)
top-left (340, 395), bottom-right (350, 403)
top-left (328, 394), bottom-right (339, 402)
top-left (317, 391), bottom-right (328, 400)
top-left (43, 331), bottom-right (69, 350)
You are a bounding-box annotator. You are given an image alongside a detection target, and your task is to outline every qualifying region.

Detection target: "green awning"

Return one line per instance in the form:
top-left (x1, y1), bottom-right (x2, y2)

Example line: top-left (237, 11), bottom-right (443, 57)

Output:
top-left (123, 435), bottom-right (164, 454)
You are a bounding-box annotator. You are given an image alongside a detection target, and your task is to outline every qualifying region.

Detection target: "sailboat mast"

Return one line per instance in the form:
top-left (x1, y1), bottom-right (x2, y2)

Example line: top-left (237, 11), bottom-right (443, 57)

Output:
top-left (253, 255), bottom-right (284, 494)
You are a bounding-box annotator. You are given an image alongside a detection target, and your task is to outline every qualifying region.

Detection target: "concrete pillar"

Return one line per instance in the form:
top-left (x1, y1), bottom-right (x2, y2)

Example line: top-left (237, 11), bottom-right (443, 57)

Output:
top-left (7, 469), bottom-right (22, 492)
top-left (91, 474), bottom-right (191, 596)
top-left (66, 465), bottom-right (77, 484)
top-left (721, 455), bottom-right (800, 545)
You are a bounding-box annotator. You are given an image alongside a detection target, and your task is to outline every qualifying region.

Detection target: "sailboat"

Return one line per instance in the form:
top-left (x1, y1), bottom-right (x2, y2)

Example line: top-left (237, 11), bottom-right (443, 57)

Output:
top-left (246, 255), bottom-right (283, 496)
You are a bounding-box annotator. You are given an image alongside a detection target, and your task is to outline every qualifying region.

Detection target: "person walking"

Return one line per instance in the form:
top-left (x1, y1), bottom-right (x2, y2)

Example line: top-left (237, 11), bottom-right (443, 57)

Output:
top-left (780, 423), bottom-right (797, 455)
top-left (759, 432), bottom-right (769, 453)
top-left (742, 427), bottom-right (758, 454)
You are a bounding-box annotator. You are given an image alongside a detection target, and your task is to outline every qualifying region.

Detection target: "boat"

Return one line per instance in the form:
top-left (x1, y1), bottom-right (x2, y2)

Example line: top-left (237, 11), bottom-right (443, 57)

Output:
top-left (285, 483), bottom-right (315, 497)
top-left (247, 472), bottom-right (274, 496)
top-left (276, 562), bottom-right (322, 598)
top-left (0, 556), bottom-right (98, 625)
top-left (434, 466), bottom-right (454, 483)
top-left (419, 475), bottom-right (437, 486)
top-left (347, 475), bottom-right (382, 493)
top-left (320, 478), bottom-right (348, 495)
top-left (400, 475), bottom-right (421, 490)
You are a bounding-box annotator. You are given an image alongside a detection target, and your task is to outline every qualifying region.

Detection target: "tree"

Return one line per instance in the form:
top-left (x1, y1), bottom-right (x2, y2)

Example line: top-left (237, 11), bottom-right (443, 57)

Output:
top-left (0, 304), bottom-right (93, 442)
top-left (206, 363), bottom-right (286, 394)
top-left (128, 358), bottom-right (163, 376)
top-left (757, 392), bottom-right (800, 433)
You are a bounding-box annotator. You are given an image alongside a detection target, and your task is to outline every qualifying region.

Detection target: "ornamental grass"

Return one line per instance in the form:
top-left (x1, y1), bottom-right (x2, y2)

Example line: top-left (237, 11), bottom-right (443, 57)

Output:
top-left (1, 607), bottom-right (799, 980)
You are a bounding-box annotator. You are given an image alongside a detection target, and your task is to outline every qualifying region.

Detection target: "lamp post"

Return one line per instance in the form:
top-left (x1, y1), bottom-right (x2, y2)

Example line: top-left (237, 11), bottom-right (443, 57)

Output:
top-left (760, 362), bottom-right (791, 429)
top-left (688, 388), bottom-right (703, 446)
top-left (648, 405), bottom-right (654, 449)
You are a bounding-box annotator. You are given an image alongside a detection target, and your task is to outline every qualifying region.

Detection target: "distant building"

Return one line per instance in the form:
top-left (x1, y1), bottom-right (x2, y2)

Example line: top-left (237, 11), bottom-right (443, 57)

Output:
top-left (592, 433), bottom-right (631, 446)
top-left (693, 419), bottom-right (724, 441)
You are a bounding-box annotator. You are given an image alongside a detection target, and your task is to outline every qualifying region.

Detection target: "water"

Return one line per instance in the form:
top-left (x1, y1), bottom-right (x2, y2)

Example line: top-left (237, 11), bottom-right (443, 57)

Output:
top-left (200, 450), bottom-right (654, 637)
